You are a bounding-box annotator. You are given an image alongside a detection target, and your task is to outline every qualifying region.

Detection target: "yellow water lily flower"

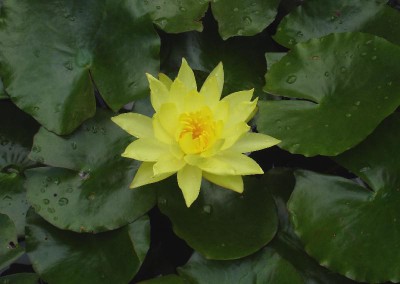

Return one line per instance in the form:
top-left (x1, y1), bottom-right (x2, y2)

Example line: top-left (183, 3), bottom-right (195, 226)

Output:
top-left (112, 59), bottom-right (280, 207)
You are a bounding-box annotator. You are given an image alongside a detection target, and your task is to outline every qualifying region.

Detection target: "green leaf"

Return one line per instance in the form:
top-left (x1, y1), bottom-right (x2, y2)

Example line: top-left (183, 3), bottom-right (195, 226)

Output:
top-left (0, 173), bottom-right (29, 236)
top-left (178, 249), bottom-right (304, 283)
top-left (288, 114), bottom-right (400, 282)
top-left (211, 0), bottom-right (280, 39)
top-left (26, 110), bottom-right (156, 233)
top-left (157, 177), bottom-right (278, 260)
top-left (26, 209), bottom-right (149, 284)
top-left (265, 52), bottom-right (286, 71)
top-left (0, 0), bottom-right (159, 135)
top-left (0, 78), bottom-right (6, 100)
top-left (0, 273), bottom-right (39, 284)
top-left (274, 0), bottom-right (400, 48)
top-left (257, 32), bottom-right (400, 156)
top-left (138, 275), bottom-right (187, 284)
top-left (133, 0), bottom-right (209, 33)
top-left (0, 213), bottom-right (24, 270)
top-left (161, 19), bottom-right (268, 98)
top-left (0, 101), bottom-right (39, 171)
top-left (261, 168), bottom-right (356, 284)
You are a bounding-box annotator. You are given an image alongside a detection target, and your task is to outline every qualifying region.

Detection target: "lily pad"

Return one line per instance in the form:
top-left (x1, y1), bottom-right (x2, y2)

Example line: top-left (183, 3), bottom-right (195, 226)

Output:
top-left (26, 110), bottom-right (156, 233)
top-left (0, 173), bottom-right (29, 236)
top-left (178, 249), bottom-right (304, 283)
top-left (274, 0), bottom-right (400, 48)
top-left (133, 0), bottom-right (209, 33)
top-left (211, 0), bottom-right (280, 40)
top-left (26, 209), bottom-right (150, 284)
top-left (138, 275), bottom-right (187, 284)
top-left (288, 113), bottom-right (400, 283)
top-left (0, 0), bottom-right (159, 134)
top-left (257, 32), bottom-right (400, 156)
top-left (0, 101), bottom-right (39, 171)
top-left (0, 78), bottom-right (6, 100)
top-left (0, 213), bottom-right (24, 270)
top-left (0, 273), bottom-right (39, 284)
top-left (157, 177), bottom-right (278, 260)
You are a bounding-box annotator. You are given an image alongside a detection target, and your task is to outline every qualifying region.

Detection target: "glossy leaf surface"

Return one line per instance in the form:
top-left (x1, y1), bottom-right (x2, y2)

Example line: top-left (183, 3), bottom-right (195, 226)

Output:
top-left (26, 111), bottom-right (156, 233)
top-left (0, 273), bottom-right (39, 284)
top-left (26, 210), bottom-right (150, 284)
top-left (0, 213), bottom-right (24, 270)
top-left (0, 0), bottom-right (159, 134)
top-left (258, 32), bottom-right (400, 156)
top-left (158, 177), bottom-right (278, 260)
top-left (288, 114), bottom-right (400, 282)
top-left (211, 0), bottom-right (280, 39)
top-left (274, 0), bottom-right (400, 47)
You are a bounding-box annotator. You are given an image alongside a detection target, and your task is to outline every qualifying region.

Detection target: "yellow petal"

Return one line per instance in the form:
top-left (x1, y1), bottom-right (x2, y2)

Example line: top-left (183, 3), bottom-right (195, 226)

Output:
top-left (200, 76), bottom-right (220, 107)
top-left (153, 153), bottom-right (186, 176)
top-left (221, 122), bottom-right (250, 150)
top-left (202, 172), bottom-right (243, 193)
top-left (158, 73), bottom-right (173, 90)
top-left (177, 58), bottom-right (197, 91)
top-left (130, 162), bottom-right (173, 188)
top-left (122, 138), bottom-right (168, 161)
top-left (222, 89), bottom-right (253, 105)
top-left (229, 132), bottom-right (281, 153)
top-left (158, 103), bottom-right (179, 138)
top-left (204, 62), bottom-right (224, 95)
top-left (169, 78), bottom-right (189, 111)
top-left (146, 73), bottom-right (169, 112)
top-left (111, 113), bottom-right (153, 138)
top-left (183, 90), bottom-right (206, 112)
top-left (152, 114), bottom-right (172, 144)
top-left (177, 165), bottom-right (202, 207)
top-left (185, 151), bottom-right (263, 175)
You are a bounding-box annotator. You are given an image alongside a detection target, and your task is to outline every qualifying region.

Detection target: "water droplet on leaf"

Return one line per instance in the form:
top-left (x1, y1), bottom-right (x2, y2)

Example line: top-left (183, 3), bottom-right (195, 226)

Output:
top-left (286, 75), bottom-right (297, 84)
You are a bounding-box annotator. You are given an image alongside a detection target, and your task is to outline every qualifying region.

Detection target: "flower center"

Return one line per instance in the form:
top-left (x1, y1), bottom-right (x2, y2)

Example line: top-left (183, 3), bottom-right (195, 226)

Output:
top-left (177, 106), bottom-right (218, 154)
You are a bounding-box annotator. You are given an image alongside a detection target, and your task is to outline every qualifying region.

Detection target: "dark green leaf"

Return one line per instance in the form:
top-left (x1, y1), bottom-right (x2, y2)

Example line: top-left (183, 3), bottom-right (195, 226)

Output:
top-left (178, 249), bottom-right (304, 284)
top-left (138, 275), bottom-right (187, 284)
top-left (265, 52), bottom-right (286, 71)
top-left (26, 110), bottom-right (156, 233)
top-left (0, 273), bottom-right (39, 284)
top-left (0, 101), bottom-right (39, 171)
top-left (289, 114), bottom-right (400, 282)
top-left (26, 209), bottom-right (150, 284)
top-left (257, 32), bottom-right (400, 156)
top-left (133, 0), bottom-right (209, 33)
top-left (0, 0), bottom-right (159, 134)
top-left (157, 177), bottom-right (278, 260)
top-left (274, 0), bottom-right (400, 48)
top-left (0, 213), bottom-right (24, 270)
top-left (0, 78), bottom-right (6, 100)
top-left (262, 168), bottom-right (356, 284)
top-left (0, 173), bottom-right (29, 236)
top-left (211, 0), bottom-right (280, 39)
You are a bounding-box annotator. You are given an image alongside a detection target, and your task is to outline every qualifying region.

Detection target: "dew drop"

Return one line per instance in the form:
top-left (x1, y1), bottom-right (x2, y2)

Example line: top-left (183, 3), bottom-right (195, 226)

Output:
top-left (54, 177), bottom-right (60, 185)
top-left (324, 124), bottom-right (329, 128)
top-left (32, 145), bottom-right (42, 153)
top-left (66, 187), bottom-right (73, 193)
top-left (33, 204), bottom-right (41, 212)
top-left (237, 29), bottom-right (244, 35)
top-left (58, 197), bottom-right (69, 206)
top-left (311, 55), bottom-right (320, 60)
top-left (288, 39), bottom-right (295, 45)
top-left (87, 192), bottom-right (95, 201)
top-left (324, 71), bottom-right (330, 77)
top-left (365, 39), bottom-right (373, 45)
top-left (345, 113), bottom-right (352, 118)
top-left (156, 5), bottom-right (161, 9)
top-left (286, 75), bottom-right (297, 84)
top-left (43, 199), bottom-right (50, 205)
top-left (40, 188), bottom-right (46, 193)
top-left (387, 81), bottom-right (393, 86)
top-left (371, 55), bottom-right (377, 60)
top-left (233, 7), bottom-right (239, 12)
top-left (361, 52), bottom-right (367, 57)
top-left (384, 96), bottom-right (388, 100)
top-left (340, 66), bottom-right (347, 73)
top-left (202, 204), bottom-right (212, 214)
top-left (242, 16), bottom-right (252, 26)
top-left (63, 61), bottom-right (73, 71)
top-left (354, 101), bottom-right (361, 106)
top-left (47, 207), bottom-right (55, 213)
top-left (179, 6), bottom-right (186, 11)
top-left (359, 166), bottom-right (370, 173)
top-left (79, 170), bottom-right (91, 180)
top-left (71, 141), bottom-right (77, 150)
top-left (296, 31), bottom-right (303, 37)
top-left (159, 197), bottom-right (167, 205)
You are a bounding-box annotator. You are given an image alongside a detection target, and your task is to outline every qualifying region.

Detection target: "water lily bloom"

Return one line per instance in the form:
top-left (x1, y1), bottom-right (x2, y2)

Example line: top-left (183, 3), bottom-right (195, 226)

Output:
top-left (112, 59), bottom-right (280, 207)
